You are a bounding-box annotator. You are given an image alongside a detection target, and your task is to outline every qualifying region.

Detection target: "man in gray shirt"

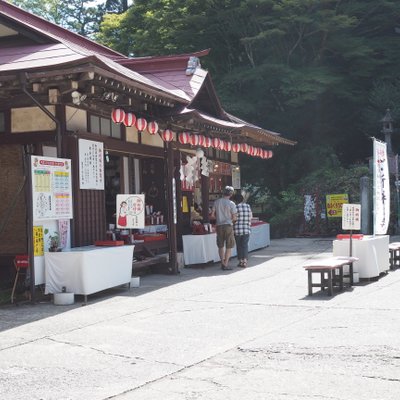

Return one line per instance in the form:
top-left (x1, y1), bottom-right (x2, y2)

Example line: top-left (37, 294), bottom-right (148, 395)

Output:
top-left (211, 186), bottom-right (237, 270)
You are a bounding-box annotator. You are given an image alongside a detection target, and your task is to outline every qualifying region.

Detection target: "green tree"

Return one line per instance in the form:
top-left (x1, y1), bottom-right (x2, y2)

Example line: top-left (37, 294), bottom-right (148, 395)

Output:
top-left (12, 0), bottom-right (105, 36)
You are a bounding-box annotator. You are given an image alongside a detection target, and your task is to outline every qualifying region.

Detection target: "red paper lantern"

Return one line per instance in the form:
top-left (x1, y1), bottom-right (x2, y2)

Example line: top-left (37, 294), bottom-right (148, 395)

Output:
top-left (224, 141), bottom-right (232, 152)
top-left (219, 140), bottom-right (225, 150)
top-left (268, 150), bottom-right (274, 159)
top-left (240, 143), bottom-right (249, 153)
top-left (261, 149), bottom-right (268, 159)
top-left (190, 134), bottom-right (199, 146)
top-left (203, 137), bottom-right (212, 148)
top-left (147, 121), bottom-right (159, 135)
top-left (123, 112), bottom-right (136, 127)
top-left (135, 117), bottom-right (147, 132)
top-left (178, 132), bottom-right (191, 144)
top-left (161, 129), bottom-right (174, 142)
top-left (253, 147), bottom-right (260, 157)
top-left (212, 138), bottom-right (221, 149)
top-left (246, 145), bottom-right (253, 155)
top-left (232, 143), bottom-right (240, 153)
top-left (198, 135), bottom-right (206, 146)
top-left (111, 108), bottom-right (125, 124)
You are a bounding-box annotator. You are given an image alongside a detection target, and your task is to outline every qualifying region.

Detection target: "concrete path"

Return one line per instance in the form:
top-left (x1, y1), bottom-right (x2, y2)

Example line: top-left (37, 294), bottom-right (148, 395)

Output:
top-left (1, 238), bottom-right (400, 400)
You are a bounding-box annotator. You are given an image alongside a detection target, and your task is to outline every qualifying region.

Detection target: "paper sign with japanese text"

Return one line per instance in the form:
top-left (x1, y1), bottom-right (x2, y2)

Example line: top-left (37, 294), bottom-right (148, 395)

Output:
top-left (79, 139), bottom-right (105, 190)
top-left (116, 194), bottom-right (145, 229)
top-left (33, 226), bottom-right (44, 256)
top-left (326, 193), bottom-right (349, 218)
top-left (342, 203), bottom-right (361, 231)
top-left (31, 156), bottom-right (73, 220)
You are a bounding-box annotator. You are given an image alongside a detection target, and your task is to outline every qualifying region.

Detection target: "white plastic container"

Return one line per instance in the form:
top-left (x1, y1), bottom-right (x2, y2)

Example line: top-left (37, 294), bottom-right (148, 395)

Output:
top-left (53, 292), bottom-right (75, 305)
top-left (130, 277), bottom-right (140, 287)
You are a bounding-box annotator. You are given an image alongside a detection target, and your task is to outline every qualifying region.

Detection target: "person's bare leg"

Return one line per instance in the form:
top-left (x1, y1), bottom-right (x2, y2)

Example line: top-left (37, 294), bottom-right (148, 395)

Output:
top-left (219, 247), bottom-right (225, 266)
top-left (224, 248), bottom-right (232, 267)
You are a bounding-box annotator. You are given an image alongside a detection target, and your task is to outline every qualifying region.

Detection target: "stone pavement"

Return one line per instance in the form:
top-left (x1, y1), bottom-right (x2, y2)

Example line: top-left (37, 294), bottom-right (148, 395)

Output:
top-left (1, 238), bottom-right (400, 400)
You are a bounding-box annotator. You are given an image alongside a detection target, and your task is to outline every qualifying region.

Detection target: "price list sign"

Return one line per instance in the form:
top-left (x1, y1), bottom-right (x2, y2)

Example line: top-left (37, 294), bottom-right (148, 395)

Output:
top-left (31, 156), bottom-right (73, 220)
top-left (342, 203), bottom-right (361, 231)
top-left (79, 139), bottom-right (104, 190)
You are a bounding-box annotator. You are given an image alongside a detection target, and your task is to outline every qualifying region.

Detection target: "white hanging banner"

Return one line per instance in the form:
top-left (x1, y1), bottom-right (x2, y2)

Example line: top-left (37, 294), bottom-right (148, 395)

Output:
top-left (373, 139), bottom-right (390, 235)
top-left (79, 139), bottom-right (105, 190)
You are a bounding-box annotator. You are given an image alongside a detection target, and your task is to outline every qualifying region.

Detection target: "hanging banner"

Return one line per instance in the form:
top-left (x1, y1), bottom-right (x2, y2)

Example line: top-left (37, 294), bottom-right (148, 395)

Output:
top-left (326, 194), bottom-right (349, 218)
top-left (79, 139), bottom-right (105, 190)
top-left (373, 139), bottom-right (390, 234)
top-left (31, 156), bottom-right (73, 220)
top-left (116, 194), bottom-right (145, 229)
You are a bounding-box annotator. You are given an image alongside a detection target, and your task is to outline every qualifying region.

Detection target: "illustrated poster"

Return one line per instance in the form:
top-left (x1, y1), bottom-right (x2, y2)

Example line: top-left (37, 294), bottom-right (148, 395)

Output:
top-left (31, 156), bottom-right (73, 220)
top-left (79, 139), bottom-right (105, 190)
top-left (116, 194), bottom-right (145, 229)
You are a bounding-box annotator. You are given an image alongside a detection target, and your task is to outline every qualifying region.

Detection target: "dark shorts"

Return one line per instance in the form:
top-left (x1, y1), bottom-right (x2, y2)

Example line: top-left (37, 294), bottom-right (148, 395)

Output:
top-left (216, 224), bottom-right (235, 249)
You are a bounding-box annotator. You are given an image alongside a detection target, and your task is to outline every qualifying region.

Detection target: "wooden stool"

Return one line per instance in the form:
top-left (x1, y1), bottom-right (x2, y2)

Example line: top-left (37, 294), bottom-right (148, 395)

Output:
top-left (10, 255), bottom-right (30, 304)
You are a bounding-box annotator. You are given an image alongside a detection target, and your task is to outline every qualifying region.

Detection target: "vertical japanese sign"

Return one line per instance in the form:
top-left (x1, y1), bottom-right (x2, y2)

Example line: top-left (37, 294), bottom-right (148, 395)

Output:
top-left (232, 166), bottom-right (241, 189)
top-left (79, 139), bottom-right (105, 190)
top-left (342, 204), bottom-right (361, 231)
top-left (31, 156), bottom-right (73, 220)
top-left (373, 139), bottom-right (390, 235)
top-left (326, 194), bottom-right (349, 218)
top-left (116, 194), bottom-right (145, 229)
top-left (33, 226), bottom-right (44, 256)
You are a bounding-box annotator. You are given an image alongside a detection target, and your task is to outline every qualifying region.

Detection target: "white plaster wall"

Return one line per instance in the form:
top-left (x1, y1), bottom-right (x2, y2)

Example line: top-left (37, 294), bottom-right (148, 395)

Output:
top-left (66, 106), bottom-right (87, 132)
top-left (126, 126), bottom-right (139, 143)
top-left (12, 106), bottom-right (56, 132)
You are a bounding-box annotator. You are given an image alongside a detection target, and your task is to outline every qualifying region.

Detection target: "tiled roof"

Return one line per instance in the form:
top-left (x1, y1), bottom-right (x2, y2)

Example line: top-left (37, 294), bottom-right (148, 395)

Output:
top-left (0, 43), bottom-right (190, 102)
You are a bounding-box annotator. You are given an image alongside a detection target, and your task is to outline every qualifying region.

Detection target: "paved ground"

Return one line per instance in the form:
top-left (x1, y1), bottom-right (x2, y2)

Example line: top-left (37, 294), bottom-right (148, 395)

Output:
top-left (1, 237), bottom-right (400, 400)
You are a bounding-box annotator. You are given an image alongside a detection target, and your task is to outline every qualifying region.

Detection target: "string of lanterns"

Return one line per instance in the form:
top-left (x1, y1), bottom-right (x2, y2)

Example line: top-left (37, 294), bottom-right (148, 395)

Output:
top-left (111, 108), bottom-right (273, 159)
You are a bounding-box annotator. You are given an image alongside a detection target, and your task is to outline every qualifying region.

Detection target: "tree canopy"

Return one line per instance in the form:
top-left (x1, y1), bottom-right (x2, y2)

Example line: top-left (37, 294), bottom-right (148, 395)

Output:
top-left (11, 1), bottom-right (400, 197)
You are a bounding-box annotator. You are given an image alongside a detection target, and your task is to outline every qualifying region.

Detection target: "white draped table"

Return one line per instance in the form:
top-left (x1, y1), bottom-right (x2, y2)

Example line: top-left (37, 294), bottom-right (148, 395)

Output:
top-left (332, 235), bottom-right (389, 279)
top-left (182, 223), bottom-right (270, 266)
top-left (45, 245), bottom-right (134, 301)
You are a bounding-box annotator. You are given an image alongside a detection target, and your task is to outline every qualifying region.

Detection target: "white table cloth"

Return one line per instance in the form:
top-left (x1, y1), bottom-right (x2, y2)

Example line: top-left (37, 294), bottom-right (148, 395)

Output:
top-left (182, 223), bottom-right (270, 265)
top-left (45, 245), bottom-right (134, 296)
top-left (332, 235), bottom-right (389, 279)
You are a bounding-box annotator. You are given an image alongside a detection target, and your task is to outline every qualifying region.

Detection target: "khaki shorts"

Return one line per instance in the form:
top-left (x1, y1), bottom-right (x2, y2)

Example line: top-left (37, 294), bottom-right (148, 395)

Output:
top-left (216, 224), bottom-right (235, 249)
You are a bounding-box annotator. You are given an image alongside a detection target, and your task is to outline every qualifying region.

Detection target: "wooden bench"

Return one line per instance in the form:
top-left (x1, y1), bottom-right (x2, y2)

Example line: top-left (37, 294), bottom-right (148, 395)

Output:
top-left (303, 256), bottom-right (359, 296)
top-left (389, 242), bottom-right (400, 270)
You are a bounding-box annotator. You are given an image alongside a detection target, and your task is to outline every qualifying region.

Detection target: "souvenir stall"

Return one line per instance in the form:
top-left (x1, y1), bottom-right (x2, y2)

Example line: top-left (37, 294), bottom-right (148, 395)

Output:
top-left (0, 2), bottom-right (296, 299)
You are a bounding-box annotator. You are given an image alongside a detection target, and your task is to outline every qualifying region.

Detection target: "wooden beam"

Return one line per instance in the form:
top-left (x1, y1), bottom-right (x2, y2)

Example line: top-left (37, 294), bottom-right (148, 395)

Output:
top-left (0, 131), bottom-right (56, 145)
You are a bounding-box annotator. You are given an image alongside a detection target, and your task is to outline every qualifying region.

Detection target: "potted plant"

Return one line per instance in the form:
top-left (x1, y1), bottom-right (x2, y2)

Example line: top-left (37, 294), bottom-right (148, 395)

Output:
top-left (44, 229), bottom-right (61, 252)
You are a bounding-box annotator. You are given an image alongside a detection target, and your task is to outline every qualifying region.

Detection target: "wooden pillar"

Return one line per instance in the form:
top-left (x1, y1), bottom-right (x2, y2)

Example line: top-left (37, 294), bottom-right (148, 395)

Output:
top-left (165, 141), bottom-right (178, 274)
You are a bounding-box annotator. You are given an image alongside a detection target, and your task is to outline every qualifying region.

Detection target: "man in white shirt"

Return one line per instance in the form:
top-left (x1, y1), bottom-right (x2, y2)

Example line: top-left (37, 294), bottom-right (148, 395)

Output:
top-left (211, 186), bottom-right (237, 270)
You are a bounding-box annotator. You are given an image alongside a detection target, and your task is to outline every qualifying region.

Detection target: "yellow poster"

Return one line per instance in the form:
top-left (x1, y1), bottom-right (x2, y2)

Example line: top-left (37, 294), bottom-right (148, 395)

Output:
top-left (33, 226), bottom-right (44, 256)
top-left (326, 194), bottom-right (349, 218)
top-left (182, 196), bottom-right (189, 213)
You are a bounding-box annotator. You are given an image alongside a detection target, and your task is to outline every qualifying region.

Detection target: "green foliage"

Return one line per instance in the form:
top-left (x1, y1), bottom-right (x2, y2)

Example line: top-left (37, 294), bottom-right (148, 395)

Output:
top-left (256, 163), bottom-right (370, 238)
top-left (12, 0), bottom-right (105, 36)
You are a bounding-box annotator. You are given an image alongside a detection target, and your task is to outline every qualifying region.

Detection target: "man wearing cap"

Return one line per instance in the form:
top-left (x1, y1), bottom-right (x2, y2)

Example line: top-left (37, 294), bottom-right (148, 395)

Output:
top-left (210, 186), bottom-right (237, 270)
